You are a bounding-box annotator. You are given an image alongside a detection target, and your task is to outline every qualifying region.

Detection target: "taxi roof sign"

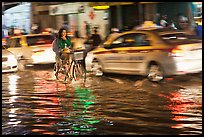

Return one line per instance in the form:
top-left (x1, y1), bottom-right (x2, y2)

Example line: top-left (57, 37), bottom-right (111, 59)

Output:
top-left (135, 21), bottom-right (163, 30)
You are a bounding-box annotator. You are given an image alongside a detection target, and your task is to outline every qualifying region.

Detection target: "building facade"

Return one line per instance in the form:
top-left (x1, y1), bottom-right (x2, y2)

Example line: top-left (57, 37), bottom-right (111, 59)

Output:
top-left (3, 2), bottom-right (31, 34)
top-left (29, 2), bottom-right (198, 35)
top-left (49, 2), bottom-right (109, 39)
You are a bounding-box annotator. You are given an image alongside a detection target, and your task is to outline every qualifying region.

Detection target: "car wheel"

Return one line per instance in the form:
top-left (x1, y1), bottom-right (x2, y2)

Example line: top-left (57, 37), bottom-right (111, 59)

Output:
top-left (91, 61), bottom-right (103, 76)
top-left (147, 63), bottom-right (164, 82)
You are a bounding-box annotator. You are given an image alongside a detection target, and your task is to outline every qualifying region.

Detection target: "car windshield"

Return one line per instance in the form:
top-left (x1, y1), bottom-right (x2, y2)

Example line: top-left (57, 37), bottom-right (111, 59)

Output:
top-left (26, 35), bottom-right (54, 46)
top-left (159, 32), bottom-right (201, 45)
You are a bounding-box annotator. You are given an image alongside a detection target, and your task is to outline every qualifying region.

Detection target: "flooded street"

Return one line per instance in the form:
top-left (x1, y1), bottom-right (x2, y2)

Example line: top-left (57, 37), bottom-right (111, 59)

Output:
top-left (2, 64), bottom-right (202, 135)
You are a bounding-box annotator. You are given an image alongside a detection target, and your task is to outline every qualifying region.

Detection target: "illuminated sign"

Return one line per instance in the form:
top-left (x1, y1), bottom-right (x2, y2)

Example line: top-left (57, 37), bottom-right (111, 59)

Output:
top-left (193, 2), bottom-right (202, 5)
top-left (140, 2), bottom-right (163, 4)
top-left (89, 2), bottom-right (134, 7)
top-left (93, 6), bottom-right (110, 10)
top-left (49, 3), bottom-right (85, 15)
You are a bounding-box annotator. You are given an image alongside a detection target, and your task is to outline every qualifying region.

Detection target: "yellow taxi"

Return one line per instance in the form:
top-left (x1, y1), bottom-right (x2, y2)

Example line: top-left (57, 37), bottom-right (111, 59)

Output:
top-left (2, 43), bottom-right (18, 73)
top-left (85, 25), bottom-right (202, 82)
top-left (6, 33), bottom-right (55, 65)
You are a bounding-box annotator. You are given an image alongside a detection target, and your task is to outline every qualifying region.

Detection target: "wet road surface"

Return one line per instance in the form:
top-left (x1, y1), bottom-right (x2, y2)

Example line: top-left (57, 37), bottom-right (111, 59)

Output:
top-left (2, 64), bottom-right (202, 135)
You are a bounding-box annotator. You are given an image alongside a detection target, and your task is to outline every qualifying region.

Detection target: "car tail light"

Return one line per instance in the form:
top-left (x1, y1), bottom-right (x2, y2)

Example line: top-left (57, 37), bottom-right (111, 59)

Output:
top-left (169, 47), bottom-right (184, 57)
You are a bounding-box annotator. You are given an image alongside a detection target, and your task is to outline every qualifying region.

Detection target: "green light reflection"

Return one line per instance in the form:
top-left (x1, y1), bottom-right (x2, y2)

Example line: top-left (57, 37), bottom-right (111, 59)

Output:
top-left (61, 86), bottom-right (101, 135)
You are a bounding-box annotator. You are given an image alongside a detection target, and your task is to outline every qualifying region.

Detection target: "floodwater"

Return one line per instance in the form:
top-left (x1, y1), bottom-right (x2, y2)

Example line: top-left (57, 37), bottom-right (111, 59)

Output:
top-left (2, 65), bottom-right (202, 135)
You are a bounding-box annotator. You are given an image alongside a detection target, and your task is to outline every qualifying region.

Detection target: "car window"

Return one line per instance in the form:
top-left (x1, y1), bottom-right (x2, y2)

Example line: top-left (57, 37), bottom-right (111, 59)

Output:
top-left (15, 38), bottom-right (21, 47)
top-left (134, 33), bottom-right (151, 46)
top-left (159, 33), bottom-right (201, 44)
top-left (111, 33), bottom-right (151, 48)
top-left (26, 35), bottom-right (54, 46)
top-left (111, 34), bottom-right (136, 48)
top-left (7, 38), bottom-right (16, 48)
top-left (109, 37), bottom-right (124, 48)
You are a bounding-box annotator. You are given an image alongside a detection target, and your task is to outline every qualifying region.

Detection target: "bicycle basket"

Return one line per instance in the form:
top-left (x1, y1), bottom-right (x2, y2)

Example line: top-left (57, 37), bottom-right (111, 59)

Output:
top-left (73, 50), bottom-right (84, 60)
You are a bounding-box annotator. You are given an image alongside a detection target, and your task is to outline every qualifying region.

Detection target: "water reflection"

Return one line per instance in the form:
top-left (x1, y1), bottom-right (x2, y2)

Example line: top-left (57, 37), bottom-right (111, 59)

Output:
top-left (65, 87), bottom-right (100, 135)
top-left (2, 69), bottom-right (202, 135)
top-left (8, 75), bottom-right (20, 123)
top-left (30, 71), bottom-right (100, 135)
top-left (158, 87), bottom-right (202, 135)
top-left (2, 74), bottom-right (23, 134)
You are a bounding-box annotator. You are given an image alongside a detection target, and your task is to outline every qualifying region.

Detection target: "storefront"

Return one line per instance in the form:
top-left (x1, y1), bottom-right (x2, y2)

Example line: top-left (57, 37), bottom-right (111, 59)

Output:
top-left (89, 2), bottom-right (136, 31)
top-left (49, 2), bottom-right (109, 39)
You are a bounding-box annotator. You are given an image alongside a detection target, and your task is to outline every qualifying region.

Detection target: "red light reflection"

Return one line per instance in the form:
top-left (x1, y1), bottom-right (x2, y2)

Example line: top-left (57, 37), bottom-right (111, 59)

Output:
top-left (32, 71), bottom-right (75, 135)
top-left (158, 89), bottom-right (202, 130)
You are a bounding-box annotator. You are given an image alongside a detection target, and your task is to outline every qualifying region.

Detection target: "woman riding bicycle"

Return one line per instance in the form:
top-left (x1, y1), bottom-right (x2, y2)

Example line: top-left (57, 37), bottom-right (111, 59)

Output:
top-left (52, 27), bottom-right (72, 77)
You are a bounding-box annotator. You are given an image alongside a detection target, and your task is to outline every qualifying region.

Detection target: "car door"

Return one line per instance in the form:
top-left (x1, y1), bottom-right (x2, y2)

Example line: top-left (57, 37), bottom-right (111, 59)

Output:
top-left (7, 37), bottom-right (32, 61)
top-left (113, 32), bottom-right (152, 74)
top-left (99, 36), bottom-right (125, 72)
top-left (7, 37), bottom-right (23, 60)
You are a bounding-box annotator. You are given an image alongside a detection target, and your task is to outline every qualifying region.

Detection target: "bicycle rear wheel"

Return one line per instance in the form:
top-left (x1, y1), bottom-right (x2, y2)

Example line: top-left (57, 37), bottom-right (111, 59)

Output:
top-left (72, 61), bottom-right (86, 82)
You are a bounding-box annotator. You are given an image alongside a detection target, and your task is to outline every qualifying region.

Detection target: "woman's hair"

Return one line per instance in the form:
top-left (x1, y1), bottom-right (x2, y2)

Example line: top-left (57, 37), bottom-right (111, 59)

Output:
top-left (57, 27), bottom-right (67, 39)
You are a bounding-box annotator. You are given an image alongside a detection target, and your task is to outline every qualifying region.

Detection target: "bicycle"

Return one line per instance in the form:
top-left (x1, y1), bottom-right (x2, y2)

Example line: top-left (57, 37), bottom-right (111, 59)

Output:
top-left (54, 48), bottom-right (86, 83)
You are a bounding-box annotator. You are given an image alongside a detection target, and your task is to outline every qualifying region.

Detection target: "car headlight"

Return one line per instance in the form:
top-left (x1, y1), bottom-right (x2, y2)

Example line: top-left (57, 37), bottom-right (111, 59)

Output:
top-left (8, 55), bottom-right (17, 64)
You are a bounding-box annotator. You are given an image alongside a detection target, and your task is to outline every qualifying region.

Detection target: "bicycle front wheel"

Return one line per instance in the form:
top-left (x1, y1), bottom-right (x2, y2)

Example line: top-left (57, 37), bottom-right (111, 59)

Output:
top-left (54, 63), bottom-right (69, 82)
top-left (72, 62), bottom-right (86, 82)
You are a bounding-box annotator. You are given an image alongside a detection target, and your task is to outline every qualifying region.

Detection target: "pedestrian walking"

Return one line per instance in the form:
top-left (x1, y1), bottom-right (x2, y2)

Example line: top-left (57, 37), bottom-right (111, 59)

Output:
top-left (84, 28), bottom-right (102, 58)
top-left (89, 28), bottom-right (102, 49)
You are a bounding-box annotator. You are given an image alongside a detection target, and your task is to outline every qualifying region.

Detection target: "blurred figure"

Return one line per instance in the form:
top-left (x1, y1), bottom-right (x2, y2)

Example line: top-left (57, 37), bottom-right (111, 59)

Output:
top-left (89, 28), bottom-right (102, 49)
top-left (160, 15), bottom-right (169, 27)
top-left (155, 13), bottom-right (161, 26)
top-left (31, 23), bottom-right (41, 34)
top-left (63, 23), bottom-right (69, 32)
top-left (71, 30), bottom-right (85, 51)
top-left (84, 21), bottom-right (91, 38)
top-left (84, 28), bottom-right (102, 57)
top-left (169, 20), bottom-right (177, 29)
top-left (52, 29), bottom-right (58, 39)
top-left (178, 16), bottom-right (188, 30)
top-left (195, 17), bottom-right (202, 38)
top-left (178, 16), bottom-right (197, 35)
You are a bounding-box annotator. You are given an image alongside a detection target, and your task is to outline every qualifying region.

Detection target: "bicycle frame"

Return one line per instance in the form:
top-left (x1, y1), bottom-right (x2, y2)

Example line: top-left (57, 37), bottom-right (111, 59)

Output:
top-left (54, 50), bottom-right (86, 83)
